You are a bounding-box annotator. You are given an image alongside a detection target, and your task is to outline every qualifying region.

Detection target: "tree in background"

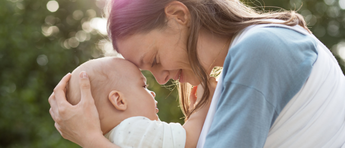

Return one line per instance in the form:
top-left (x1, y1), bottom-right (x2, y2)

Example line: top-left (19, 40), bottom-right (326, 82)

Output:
top-left (0, 0), bottom-right (344, 147)
top-left (0, 0), bottom-right (182, 147)
top-left (246, 0), bottom-right (345, 70)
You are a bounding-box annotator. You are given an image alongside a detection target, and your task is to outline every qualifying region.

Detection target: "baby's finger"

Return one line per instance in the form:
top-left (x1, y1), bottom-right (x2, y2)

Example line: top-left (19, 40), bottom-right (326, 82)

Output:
top-left (78, 71), bottom-right (94, 104)
top-left (189, 86), bottom-right (198, 107)
top-left (190, 86), bottom-right (198, 100)
top-left (196, 84), bottom-right (204, 100)
top-left (191, 85), bottom-right (198, 96)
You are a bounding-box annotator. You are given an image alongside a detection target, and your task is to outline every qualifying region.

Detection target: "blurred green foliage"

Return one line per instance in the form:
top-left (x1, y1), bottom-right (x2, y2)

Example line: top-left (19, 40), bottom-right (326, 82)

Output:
top-left (0, 0), bottom-right (344, 147)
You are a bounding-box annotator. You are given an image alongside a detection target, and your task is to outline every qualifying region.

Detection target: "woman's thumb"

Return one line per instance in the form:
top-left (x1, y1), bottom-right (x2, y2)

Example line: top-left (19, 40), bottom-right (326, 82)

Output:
top-left (79, 71), bottom-right (93, 103)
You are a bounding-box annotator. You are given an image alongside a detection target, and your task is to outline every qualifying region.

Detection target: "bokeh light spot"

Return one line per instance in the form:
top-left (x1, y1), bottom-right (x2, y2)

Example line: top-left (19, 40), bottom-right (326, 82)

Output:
top-left (324, 0), bottom-right (336, 5)
top-left (41, 26), bottom-right (59, 36)
top-left (82, 21), bottom-right (92, 33)
top-left (37, 54), bottom-right (49, 66)
top-left (75, 30), bottom-right (89, 42)
top-left (73, 10), bottom-right (84, 20)
top-left (98, 39), bottom-right (118, 56)
top-left (4, 83), bottom-right (17, 93)
top-left (67, 37), bottom-right (80, 48)
top-left (315, 2), bottom-right (327, 14)
top-left (339, 0), bottom-right (345, 9)
top-left (16, 3), bottom-right (24, 10)
top-left (46, 0), bottom-right (59, 12)
top-left (86, 9), bottom-right (96, 18)
top-left (334, 41), bottom-right (345, 61)
top-left (327, 6), bottom-right (340, 18)
top-left (327, 20), bottom-right (340, 36)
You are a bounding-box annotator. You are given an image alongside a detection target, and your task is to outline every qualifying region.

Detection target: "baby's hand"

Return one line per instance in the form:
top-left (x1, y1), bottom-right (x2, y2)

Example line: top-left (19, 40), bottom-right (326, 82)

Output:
top-left (189, 77), bottom-right (217, 112)
top-left (196, 84), bottom-right (204, 102)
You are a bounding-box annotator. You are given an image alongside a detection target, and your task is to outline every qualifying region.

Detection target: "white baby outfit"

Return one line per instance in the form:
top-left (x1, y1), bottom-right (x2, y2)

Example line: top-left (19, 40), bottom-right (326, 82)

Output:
top-left (105, 116), bottom-right (186, 148)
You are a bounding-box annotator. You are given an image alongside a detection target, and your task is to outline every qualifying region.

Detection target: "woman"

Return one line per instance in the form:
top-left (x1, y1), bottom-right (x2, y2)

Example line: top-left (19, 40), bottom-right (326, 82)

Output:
top-left (49, 0), bottom-right (345, 147)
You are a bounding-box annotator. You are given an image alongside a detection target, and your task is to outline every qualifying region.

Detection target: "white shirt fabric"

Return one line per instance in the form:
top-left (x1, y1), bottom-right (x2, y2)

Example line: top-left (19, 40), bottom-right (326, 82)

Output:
top-left (263, 25), bottom-right (345, 148)
top-left (105, 116), bottom-right (186, 148)
top-left (197, 24), bottom-right (345, 148)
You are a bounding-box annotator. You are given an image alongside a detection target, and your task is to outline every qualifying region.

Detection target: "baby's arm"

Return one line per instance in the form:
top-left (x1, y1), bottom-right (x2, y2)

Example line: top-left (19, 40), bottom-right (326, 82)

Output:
top-left (183, 78), bottom-right (217, 148)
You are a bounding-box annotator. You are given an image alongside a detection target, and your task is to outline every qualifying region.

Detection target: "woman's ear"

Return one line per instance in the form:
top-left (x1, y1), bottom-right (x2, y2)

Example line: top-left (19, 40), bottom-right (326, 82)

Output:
top-left (108, 90), bottom-right (127, 111)
top-left (164, 1), bottom-right (190, 27)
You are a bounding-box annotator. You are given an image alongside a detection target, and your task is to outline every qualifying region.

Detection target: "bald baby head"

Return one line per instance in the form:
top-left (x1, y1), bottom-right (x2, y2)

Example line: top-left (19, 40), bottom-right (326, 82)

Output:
top-left (66, 57), bottom-right (124, 105)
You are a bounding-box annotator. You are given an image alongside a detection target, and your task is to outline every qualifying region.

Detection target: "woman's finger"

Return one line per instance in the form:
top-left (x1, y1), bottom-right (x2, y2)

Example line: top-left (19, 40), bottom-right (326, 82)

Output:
top-left (53, 73), bottom-right (72, 107)
top-left (48, 92), bottom-right (57, 112)
top-left (54, 122), bottom-right (64, 138)
top-left (48, 92), bottom-right (54, 105)
top-left (78, 71), bottom-right (94, 104)
top-left (49, 107), bottom-right (55, 121)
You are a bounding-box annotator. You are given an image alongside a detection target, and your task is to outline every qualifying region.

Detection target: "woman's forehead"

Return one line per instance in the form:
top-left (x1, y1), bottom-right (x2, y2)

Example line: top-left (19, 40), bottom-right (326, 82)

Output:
top-left (116, 34), bottom-right (156, 68)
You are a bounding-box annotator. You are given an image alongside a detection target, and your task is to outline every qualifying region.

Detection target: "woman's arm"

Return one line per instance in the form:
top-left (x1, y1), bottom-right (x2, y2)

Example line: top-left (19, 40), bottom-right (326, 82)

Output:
top-left (183, 77), bottom-right (217, 148)
top-left (204, 27), bottom-right (318, 147)
top-left (48, 72), bottom-right (120, 148)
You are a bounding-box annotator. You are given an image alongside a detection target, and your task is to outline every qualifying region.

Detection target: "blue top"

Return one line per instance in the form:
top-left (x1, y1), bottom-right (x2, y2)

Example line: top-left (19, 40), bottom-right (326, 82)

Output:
top-left (204, 26), bottom-right (318, 147)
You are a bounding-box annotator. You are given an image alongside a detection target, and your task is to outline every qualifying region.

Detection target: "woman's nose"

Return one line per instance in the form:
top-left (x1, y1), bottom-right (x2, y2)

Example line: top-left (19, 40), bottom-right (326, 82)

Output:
top-left (151, 68), bottom-right (169, 84)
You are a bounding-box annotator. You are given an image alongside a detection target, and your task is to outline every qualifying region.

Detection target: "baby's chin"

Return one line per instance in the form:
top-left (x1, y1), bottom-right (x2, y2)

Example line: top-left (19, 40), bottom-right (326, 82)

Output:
top-left (153, 114), bottom-right (160, 121)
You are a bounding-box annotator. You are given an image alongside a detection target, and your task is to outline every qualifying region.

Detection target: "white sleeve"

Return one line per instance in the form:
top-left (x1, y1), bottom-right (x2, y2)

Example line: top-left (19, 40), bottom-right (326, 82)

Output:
top-left (106, 116), bottom-right (186, 148)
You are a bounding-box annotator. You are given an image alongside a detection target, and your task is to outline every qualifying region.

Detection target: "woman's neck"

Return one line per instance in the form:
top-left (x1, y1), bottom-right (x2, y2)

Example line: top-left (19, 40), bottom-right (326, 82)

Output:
top-left (197, 28), bottom-right (232, 73)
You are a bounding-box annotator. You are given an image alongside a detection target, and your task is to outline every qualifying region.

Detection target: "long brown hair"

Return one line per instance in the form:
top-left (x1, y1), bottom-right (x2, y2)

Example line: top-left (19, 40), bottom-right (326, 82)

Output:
top-left (106, 0), bottom-right (309, 119)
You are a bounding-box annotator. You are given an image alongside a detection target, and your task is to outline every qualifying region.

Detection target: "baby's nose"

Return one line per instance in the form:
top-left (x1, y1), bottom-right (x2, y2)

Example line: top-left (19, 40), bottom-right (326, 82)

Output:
top-left (150, 91), bottom-right (156, 97)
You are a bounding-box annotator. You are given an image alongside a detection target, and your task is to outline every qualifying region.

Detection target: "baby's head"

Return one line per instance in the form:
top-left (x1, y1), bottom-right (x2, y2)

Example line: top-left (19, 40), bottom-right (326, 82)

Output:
top-left (66, 57), bottom-right (159, 134)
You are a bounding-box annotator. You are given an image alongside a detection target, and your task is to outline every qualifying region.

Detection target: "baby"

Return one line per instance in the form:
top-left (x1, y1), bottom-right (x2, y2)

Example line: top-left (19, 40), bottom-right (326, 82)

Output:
top-left (66, 57), bottom-right (209, 148)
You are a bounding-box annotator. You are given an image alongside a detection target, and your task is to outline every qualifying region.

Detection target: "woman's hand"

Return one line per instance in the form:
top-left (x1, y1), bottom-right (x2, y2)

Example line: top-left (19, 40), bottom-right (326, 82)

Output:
top-left (48, 72), bottom-right (103, 147)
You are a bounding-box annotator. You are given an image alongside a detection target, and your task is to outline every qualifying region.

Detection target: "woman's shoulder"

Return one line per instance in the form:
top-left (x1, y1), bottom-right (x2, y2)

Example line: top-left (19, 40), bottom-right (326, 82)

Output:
top-left (230, 26), bottom-right (316, 55)
top-left (225, 25), bottom-right (318, 65)
top-left (220, 25), bottom-right (319, 117)
top-left (222, 24), bottom-right (318, 94)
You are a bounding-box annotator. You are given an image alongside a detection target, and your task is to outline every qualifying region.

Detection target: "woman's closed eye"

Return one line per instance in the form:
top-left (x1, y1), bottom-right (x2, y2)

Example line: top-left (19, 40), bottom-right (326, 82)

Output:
top-left (151, 56), bottom-right (157, 67)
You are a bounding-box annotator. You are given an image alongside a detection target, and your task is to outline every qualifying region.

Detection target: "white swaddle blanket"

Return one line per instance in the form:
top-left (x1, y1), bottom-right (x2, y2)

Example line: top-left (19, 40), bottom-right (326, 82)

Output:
top-left (197, 24), bottom-right (345, 148)
top-left (105, 116), bottom-right (186, 148)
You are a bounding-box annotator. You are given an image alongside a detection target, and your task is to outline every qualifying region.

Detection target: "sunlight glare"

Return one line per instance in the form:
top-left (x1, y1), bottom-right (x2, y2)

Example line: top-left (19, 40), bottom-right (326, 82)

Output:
top-left (335, 41), bottom-right (345, 61)
top-left (90, 17), bottom-right (107, 35)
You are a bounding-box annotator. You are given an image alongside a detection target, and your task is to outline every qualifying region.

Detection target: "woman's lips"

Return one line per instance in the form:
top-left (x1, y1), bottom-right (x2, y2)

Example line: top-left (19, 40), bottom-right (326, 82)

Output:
top-left (174, 70), bottom-right (182, 81)
top-left (179, 70), bottom-right (183, 83)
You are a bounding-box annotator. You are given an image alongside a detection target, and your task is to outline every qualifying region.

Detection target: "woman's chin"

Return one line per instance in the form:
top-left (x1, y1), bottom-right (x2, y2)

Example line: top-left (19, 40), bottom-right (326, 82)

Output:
top-left (179, 72), bottom-right (200, 86)
top-left (184, 79), bottom-right (201, 86)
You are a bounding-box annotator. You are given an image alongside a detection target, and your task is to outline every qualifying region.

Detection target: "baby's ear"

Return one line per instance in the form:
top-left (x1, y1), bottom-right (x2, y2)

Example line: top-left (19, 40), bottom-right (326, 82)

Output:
top-left (108, 90), bottom-right (127, 111)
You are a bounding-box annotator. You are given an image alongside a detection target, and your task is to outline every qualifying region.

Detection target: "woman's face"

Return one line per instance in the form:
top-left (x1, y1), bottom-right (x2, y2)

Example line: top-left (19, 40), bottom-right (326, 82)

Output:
top-left (116, 25), bottom-right (201, 86)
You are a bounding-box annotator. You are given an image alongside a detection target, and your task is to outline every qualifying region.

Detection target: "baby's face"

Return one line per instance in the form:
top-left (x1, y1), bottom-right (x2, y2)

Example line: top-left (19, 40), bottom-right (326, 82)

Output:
top-left (114, 59), bottom-right (159, 121)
